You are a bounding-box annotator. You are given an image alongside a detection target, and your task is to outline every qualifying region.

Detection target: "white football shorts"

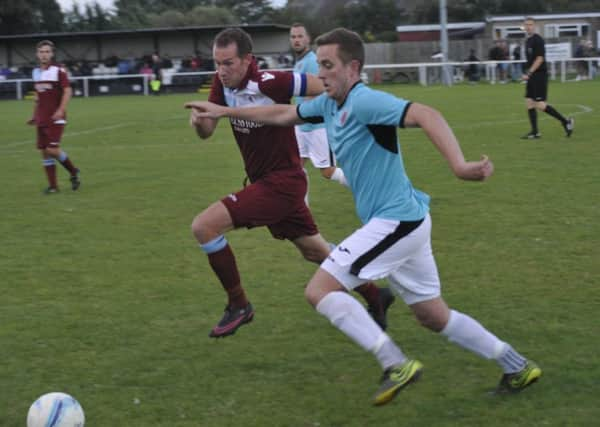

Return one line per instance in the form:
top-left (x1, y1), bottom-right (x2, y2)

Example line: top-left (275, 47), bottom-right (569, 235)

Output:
top-left (321, 214), bottom-right (441, 305)
top-left (295, 127), bottom-right (335, 169)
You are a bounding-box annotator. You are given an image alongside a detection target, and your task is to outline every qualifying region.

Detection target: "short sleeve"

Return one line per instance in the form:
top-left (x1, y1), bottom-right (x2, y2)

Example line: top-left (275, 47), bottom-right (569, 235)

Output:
top-left (297, 94), bottom-right (327, 123)
top-left (58, 67), bottom-right (70, 88)
top-left (353, 90), bottom-right (410, 127)
top-left (258, 71), bottom-right (305, 103)
top-left (533, 35), bottom-right (545, 58)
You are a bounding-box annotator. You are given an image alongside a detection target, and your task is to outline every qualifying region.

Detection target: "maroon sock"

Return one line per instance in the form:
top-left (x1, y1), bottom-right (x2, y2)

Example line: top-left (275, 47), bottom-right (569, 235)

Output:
top-left (207, 244), bottom-right (248, 309)
top-left (59, 157), bottom-right (78, 175)
top-left (354, 282), bottom-right (380, 309)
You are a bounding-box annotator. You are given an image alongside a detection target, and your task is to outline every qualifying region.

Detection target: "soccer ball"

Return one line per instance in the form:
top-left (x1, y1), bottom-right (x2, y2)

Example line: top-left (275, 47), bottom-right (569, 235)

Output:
top-left (27, 392), bottom-right (85, 427)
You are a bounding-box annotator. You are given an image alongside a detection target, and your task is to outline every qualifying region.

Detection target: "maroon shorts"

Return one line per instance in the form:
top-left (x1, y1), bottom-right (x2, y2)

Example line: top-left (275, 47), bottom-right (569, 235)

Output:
top-left (221, 169), bottom-right (318, 241)
top-left (37, 124), bottom-right (64, 150)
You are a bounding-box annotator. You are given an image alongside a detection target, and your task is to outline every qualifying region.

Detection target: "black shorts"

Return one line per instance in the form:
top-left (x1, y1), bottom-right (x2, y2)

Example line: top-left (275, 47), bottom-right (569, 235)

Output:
top-left (525, 73), bottom-right (547, 101)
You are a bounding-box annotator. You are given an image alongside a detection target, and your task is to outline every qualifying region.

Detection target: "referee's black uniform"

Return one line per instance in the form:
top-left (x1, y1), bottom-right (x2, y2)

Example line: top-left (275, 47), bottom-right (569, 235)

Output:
top-left (525, 33), bottom-right (547, 101)
top-left (522, 28), bottom-right (573, 139)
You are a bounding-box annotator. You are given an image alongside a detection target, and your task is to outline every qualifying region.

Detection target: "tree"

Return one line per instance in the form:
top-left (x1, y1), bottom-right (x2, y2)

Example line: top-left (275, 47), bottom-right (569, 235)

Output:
top-left (0, 0), bottom-right (63, 35)
top-left (63, 2), bottom-right (116, 32)
top-left (148, 10), bottom-right (187, 27)
top-left (332, 0), bottom-right (405, 41)
top-left (112, 0), bottom-right (153, 28)
top-left (63, 5), bottom-right (86, 32)
top-left (187, 6), bottom-right (237, 26)
top-left (228, 0), bottom-right (274, 24)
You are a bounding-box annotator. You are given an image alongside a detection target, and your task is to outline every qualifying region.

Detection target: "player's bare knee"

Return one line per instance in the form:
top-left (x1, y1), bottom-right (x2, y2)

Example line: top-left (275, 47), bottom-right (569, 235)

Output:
top-left (415, 312), bottom-right (444, 332)
top-left (412, 307), bottom-right (448, 332)
top-left (304, 281), bottom-right (326, 307)
top-left (191, 215), bottom-right (208, 241)
top-left (45, 148), bottom-right (58, 158)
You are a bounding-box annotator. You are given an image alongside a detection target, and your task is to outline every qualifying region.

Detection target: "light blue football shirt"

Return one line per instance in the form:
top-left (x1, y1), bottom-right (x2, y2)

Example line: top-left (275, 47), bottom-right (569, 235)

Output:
top-left (293, 51), bottom-right (324, 132)
top-left (297, 82), bottom-right (430, 224)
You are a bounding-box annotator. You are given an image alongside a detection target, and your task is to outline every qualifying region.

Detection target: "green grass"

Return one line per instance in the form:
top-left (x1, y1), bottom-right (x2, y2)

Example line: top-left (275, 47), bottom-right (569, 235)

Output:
top-left (1, 81), bottom-right (599, 426)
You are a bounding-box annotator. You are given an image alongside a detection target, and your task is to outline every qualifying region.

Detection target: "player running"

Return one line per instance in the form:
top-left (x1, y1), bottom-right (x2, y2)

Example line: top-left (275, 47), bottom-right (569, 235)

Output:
top-left (186, 28), bottom-right (394, 339)
top-left (187, 27), bottom-right (542, 404)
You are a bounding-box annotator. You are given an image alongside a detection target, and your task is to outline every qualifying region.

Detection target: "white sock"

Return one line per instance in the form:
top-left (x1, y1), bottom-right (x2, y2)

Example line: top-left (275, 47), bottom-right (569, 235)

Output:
top-left (330, 167), bottom-right (348, 187)
top-left (316, 291), bottom-right (406, 369)
top-left (441, 309), bottom-right (507, 360)
top-left (496, 345), bottom-right (527, 373)
top-left (303, 167), bottom-right (310, 206)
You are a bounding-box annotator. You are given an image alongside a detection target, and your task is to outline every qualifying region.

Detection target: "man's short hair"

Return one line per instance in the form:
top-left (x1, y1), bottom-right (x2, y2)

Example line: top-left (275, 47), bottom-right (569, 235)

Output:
top-left (214, 28), bottom-right (253, 57)
top-left (291, 23), bottom-right (310, 37)
top-left (524, 16), bottom-right (535, 22)
top-left (36, 40), bottom-right (55, 50)
top-left (315, 28), bottom-right (364, 71)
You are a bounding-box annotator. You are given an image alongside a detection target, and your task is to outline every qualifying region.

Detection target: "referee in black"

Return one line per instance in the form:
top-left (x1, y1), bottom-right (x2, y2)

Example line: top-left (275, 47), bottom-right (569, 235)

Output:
top-left (521, 16), bottom-right (574, 139)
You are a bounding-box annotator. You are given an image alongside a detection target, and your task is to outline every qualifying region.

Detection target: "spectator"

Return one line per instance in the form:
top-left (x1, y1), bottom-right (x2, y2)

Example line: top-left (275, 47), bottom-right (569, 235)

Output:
top-left (277, 52), bottom-right (291, 67)
top-left (191, 54), bottom-right (202, 70)
top-left (181, 56), bottom-right (192, 71)
top-left (574, 39), bottom-right (593, 80)
top-left (79, 61), bottom-right (92, 76)
top-left (161, 54), bottom-right (173, 69)
top-left (511, 44), bottom-right (523, 81)
top-left (104, 54), bottom-right (119, 67)
top-left (150, 53), bottom-right (162, 95)
top-left (117, 58), bottom-right (131, 74)
top-left (489, 40), bottom-right (508, 83)
top-left (464, 49), bottom-right (480, 83)
top-left (255, 56), bottom-right (269, 69)
top-left (0, 65), bottom-right (11, 80)
top-left (587, 40), bottom-right (597, 78)
top-left (140, 62), bottom-right (153, 75)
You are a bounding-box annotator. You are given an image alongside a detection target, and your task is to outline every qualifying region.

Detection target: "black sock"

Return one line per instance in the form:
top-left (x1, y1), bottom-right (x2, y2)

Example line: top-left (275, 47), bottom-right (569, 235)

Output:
top-left (528, 108), bottom-right (538, 133)
top-left (544, 105), bottom-right (568, 125)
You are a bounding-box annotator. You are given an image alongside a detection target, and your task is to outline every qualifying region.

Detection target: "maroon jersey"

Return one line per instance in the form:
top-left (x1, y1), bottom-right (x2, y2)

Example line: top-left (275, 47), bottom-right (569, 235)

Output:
top-left (32, 64), bottom-right (70, 127)
top-left (209, 60), bottom-right (310, 182)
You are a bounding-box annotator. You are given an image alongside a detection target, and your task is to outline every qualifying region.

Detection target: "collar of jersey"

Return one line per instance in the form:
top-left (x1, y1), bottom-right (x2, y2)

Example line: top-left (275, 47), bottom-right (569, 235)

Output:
top-left (338, 80), bottom-right (363, 108)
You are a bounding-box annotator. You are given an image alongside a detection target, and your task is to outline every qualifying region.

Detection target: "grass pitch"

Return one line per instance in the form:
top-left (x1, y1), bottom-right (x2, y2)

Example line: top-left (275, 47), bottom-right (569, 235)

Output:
top-left (1, 81), bottom-right (599, 426)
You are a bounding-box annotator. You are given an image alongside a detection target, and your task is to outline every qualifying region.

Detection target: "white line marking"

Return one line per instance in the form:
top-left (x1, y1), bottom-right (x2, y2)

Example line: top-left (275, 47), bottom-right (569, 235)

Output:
top-left (2, 123), bottom-right (131, 148)
top-left (453, 103), bottom-right (593, 129)
top-left (1, 114), bottom-right (186, 150)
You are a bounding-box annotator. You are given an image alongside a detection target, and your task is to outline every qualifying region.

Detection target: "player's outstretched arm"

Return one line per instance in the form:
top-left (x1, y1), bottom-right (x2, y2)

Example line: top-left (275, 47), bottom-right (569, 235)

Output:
top-left (404, 102), bottom-right (493, 181)
top-left (188, 104), bottom-right (218, 139)
top-left (304, 74), bottom-right (325, 97)
top-left (185, 101), bottom-right (302, 127)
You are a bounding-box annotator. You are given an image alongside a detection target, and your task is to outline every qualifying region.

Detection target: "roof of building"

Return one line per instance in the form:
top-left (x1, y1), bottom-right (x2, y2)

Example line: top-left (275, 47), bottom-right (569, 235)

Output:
top-left (396, 22), bottom-right (486, 32)
top-left (0, 24), bottom-right (291, 41)
top-left (486, 12), bottom-right (600, 23)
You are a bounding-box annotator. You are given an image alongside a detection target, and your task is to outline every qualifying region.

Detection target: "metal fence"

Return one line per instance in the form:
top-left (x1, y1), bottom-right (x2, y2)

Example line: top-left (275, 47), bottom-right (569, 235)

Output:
top-left (1, 58), bottom-right (598, 100)
top-left (364, 57), bottom-right (600, 86)
top-left (0, 70), bottom-right (214, 100)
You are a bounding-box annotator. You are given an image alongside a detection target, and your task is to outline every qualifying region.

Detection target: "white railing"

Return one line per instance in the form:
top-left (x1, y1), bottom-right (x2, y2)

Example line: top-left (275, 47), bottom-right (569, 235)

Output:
top-left (0, 70), bottom-right (215, 100)
top-left (363, 57), bottom-right (600, 85)
top-left (1, 58), bottom-right (598, 100)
